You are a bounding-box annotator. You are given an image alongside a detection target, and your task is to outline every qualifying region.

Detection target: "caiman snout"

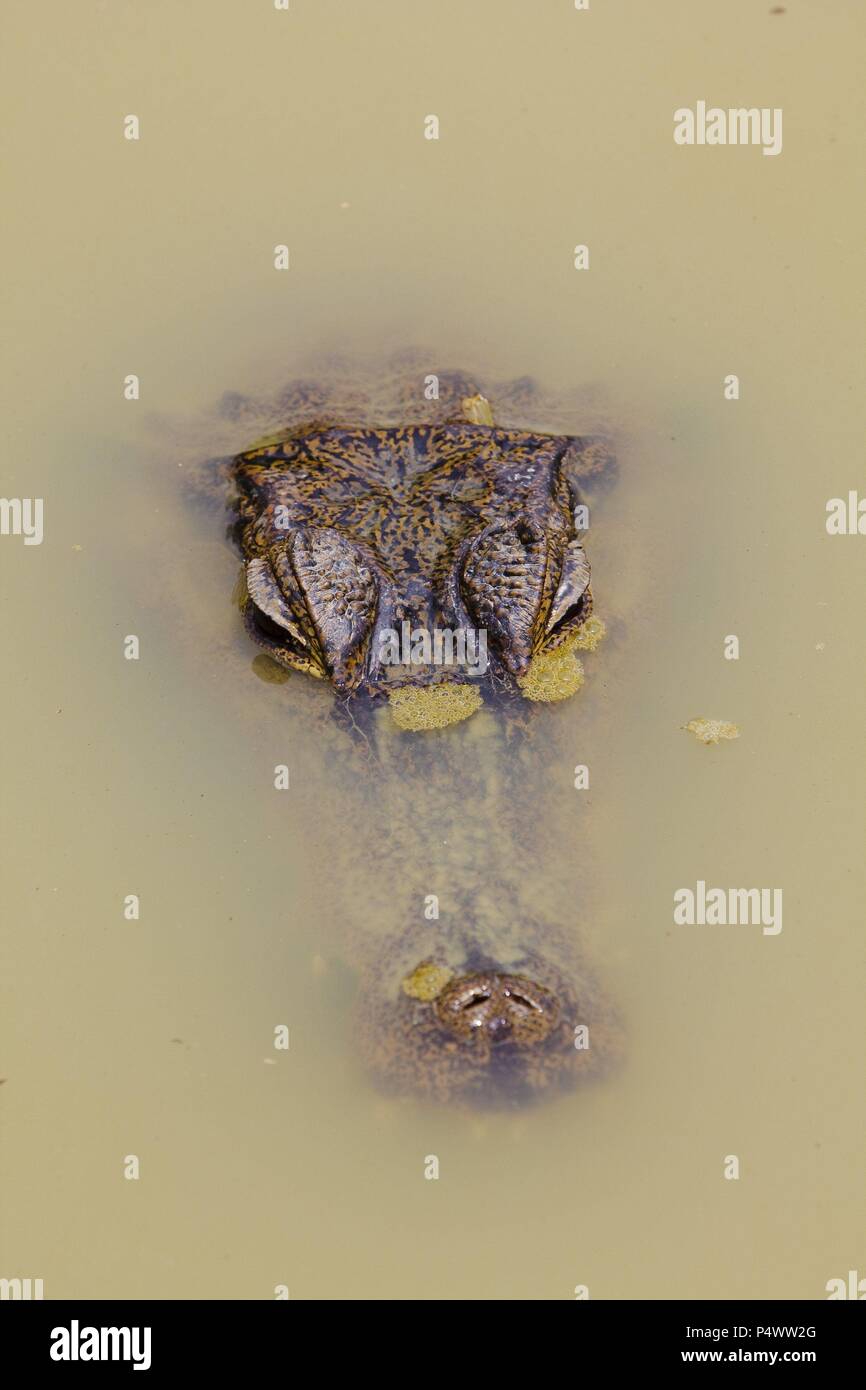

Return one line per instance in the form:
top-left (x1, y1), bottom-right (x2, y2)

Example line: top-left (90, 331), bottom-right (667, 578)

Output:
top-left (433, 971), bottom-right (560, 1056)
top-left (363, 952), bottom-right (618, 1103)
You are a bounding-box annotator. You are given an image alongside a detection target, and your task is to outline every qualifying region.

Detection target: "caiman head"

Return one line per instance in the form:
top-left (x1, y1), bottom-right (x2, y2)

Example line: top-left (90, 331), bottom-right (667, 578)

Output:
top-left (230, 388), bottom-right (619, 1104)
top-left (232, 397), bottom-right (611, 712)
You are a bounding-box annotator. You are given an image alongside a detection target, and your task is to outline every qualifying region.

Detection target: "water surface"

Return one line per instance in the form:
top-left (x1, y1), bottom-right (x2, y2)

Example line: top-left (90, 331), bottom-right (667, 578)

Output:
top-left (1, 0), bottom-right (864, 1299)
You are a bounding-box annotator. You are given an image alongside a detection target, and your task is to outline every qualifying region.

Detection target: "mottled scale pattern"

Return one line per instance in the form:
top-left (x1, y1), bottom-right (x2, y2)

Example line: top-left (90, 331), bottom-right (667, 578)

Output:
top-left (288, 527), bottom-right (378, 686)
top-left (461, 519), bottom-right (550, 675)
top-left (233, 413), bottom-right (599, 695)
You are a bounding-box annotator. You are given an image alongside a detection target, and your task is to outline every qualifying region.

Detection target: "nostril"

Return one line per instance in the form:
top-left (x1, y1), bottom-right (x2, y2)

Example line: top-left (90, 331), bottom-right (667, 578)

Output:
top-left (460, 992), bottom-right (491, 1011)
top-left (487, 1015), bottom-right (513, 1043)
top-left (506, 990), bottom-right (543, 1014)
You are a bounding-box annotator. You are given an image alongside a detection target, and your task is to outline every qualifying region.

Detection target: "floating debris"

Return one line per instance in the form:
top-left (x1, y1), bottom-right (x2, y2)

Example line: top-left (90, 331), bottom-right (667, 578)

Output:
top-left (683, 717), bottom-right (740, 746)
top-left (518, 637), bottom-right (585, 703)
top-left (571, 615), bottom-right (607, 652)
top-left (461, 393), bottom-right (495, 426)
top-left (388, 683), bottom-right (482, 731)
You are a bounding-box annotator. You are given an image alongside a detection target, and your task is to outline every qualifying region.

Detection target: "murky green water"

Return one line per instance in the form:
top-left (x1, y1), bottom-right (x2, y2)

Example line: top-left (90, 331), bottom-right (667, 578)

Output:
top-left (2, 0), bottom-right (864, 1299)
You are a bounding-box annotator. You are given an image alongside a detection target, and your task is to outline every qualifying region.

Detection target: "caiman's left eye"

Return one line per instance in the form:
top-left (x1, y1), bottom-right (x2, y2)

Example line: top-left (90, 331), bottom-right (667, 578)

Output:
top-left (459, 516), bottom-right (548, 676)
top-left (544, 540), bottom-right (591, 640)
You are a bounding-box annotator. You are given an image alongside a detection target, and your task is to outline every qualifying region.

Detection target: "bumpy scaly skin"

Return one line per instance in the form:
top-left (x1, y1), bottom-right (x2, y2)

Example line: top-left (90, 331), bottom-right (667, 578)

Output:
top-left (220, 361), bottom-right (620, 1105)
top-left (233, 424), bottom-right (601, 696)
top-left (229, 364), bottom-right (612, 702)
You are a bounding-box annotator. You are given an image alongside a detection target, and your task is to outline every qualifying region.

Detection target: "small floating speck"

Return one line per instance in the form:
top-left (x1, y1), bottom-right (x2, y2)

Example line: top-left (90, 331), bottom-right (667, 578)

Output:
top-left (461, 393), bottom-right (494, 426)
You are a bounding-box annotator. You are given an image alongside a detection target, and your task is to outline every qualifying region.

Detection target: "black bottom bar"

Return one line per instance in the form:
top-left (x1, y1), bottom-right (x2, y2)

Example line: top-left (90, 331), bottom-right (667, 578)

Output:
top-left (2, 1298), bottom-right (861, 1373)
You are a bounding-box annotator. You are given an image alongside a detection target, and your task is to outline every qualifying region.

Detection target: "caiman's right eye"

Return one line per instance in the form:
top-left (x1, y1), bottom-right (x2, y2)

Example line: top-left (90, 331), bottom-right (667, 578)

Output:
top-left (245, 528), bottom-right (381, 691)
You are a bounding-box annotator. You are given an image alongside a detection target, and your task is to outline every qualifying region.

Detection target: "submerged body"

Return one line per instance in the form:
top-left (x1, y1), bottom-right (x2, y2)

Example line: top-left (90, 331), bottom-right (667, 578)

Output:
top-left (209, 358), bottom-right (621, 1103)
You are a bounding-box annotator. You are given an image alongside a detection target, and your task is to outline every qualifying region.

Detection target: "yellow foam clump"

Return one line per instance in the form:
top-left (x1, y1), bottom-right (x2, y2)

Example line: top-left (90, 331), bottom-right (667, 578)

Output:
top-left (402, 961), bottom-right (454, 1002)
top-left (518, 642), bottom-right (585, 703)
top-left (388, 683), bottom-right (483, 731)
top-left (571, 615), bottom-right (607, 651)
top-left (684, 718), bottom-right (739, 745)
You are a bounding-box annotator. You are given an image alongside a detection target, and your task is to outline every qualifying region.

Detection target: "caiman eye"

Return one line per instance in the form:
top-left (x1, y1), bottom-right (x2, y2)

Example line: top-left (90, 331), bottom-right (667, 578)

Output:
top-left (245, 556), bottom-right (310, 650)
top-left (287, 527), bottom-right (379, 688)
top-left (544, 540), bottom-right (591, 640)
top-left (459, 516), bottom-right (548, 676)
top-left (250, 604), bottom-right (304, 649)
